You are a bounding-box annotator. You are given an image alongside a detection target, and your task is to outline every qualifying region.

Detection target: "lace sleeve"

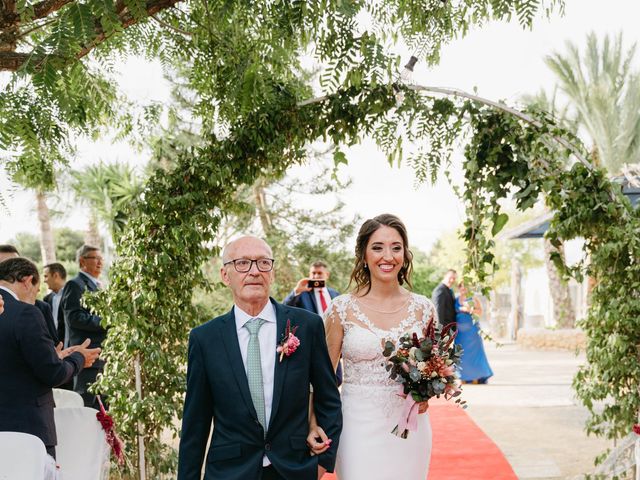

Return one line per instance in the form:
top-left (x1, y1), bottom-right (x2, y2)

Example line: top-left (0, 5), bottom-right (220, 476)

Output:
top-left (323, 295), bottom-right (345, 371)
top-left (413, 293), bottom-right (438, 327)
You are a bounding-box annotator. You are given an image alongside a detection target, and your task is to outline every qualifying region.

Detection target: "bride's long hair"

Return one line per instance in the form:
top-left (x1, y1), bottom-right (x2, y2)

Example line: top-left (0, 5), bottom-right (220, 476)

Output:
top-left (349, 213), bottom-right (414, 295)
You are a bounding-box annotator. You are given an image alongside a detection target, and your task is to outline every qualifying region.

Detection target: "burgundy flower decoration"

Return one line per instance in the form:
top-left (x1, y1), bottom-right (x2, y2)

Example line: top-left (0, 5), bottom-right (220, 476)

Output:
top-left (633, 424), bottom-right (640, 436)
top-left (96, 395), bottom-right (125, 465)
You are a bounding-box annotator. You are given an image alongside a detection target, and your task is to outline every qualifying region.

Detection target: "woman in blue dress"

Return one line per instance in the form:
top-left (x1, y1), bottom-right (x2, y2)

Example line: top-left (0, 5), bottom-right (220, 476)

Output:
top-left (454, 282), bottom-right (493, 384)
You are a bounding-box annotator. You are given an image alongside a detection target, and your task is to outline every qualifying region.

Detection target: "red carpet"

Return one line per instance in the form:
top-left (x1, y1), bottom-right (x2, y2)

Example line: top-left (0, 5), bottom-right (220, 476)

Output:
top-left (325, 398), bottom-right (517, 480)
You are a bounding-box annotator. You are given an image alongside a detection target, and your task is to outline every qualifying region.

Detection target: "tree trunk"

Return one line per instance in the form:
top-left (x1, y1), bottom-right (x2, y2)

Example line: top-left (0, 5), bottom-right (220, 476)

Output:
top-left (508, 258), bottom-right (522, 340)
top-left (543, 238), bottom-right (576, 328)
top-left (36, 191), bottom-right (56, 264)
top-left (85, 212), bottom-right (102, 248)
top-left (253, 180), bottom-right (273, 236)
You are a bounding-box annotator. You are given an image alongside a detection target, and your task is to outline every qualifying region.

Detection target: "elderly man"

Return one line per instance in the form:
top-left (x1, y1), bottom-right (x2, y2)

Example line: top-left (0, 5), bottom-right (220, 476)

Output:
top-left (178, 236), bottom-right (342, 480)
top-left (432, 269), bottom-right (458, 330)
top-left (61, 245), bottom-right (107, 408)
top-left (0, 257), bottom-right (100, 460)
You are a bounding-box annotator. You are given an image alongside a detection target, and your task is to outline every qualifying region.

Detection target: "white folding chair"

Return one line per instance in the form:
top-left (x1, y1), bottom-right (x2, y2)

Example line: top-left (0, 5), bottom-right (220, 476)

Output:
top-left (52, 388), bottom-right (84, 408)
top-left (54, 407), bottom-right (110, 480)
top-left (0, 431), bottom-right (48, 480)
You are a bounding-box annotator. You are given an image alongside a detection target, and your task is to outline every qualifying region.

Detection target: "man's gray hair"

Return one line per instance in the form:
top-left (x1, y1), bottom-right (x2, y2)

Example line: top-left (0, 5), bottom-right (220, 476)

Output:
top-left (221, 236), bottom-right (272, 263)
top-left (76, 245), bottom-right (99, 263)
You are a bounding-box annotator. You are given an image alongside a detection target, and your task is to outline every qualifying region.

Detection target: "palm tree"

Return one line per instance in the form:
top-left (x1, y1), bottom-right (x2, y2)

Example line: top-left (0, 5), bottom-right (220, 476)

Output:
top-left (10, 166), bottom-right (57, 264)
top-left (522, 89), bottom-right (578, 328)
top-left (545, 32), bottom-right (640, 173)
top-left (70, 162), bottom-right (146, 244)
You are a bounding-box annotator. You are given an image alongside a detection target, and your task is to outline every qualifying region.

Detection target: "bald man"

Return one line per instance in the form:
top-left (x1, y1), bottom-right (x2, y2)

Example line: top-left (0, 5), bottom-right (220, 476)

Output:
top-left (178, 236), bottom-right (342, 480)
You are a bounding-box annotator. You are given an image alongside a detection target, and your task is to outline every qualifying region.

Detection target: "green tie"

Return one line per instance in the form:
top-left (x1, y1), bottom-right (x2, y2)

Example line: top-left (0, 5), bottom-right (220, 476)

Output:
top-left (244, 318), bottom-right (267, 433)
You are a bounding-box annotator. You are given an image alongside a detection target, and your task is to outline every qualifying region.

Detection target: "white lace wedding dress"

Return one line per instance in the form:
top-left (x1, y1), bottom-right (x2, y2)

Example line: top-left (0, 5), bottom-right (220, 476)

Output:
top-left (325, 293), bottom-right (434, 480)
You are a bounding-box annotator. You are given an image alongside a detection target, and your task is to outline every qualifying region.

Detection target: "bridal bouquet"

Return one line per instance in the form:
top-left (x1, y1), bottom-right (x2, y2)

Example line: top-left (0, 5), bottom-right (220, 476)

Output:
top-left (382, 317), bottom-right (464, 438)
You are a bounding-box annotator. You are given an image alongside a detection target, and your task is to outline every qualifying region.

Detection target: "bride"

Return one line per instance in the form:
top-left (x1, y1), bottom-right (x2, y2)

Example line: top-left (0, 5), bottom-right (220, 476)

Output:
top-left (314, 213), bottom-right (435, 479)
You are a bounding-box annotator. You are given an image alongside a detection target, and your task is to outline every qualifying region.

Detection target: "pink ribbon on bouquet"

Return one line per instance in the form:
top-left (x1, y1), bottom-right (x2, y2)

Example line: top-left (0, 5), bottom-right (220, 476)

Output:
top-left (392, 386), bottom-right (420, 438)
top-left (398, 394), bottom-right (419, 432)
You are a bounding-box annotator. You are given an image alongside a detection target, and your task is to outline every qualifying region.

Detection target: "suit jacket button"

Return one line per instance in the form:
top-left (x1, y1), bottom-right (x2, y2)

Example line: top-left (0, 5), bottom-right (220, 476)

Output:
top-left (265, 443), bottom-right (271, 451)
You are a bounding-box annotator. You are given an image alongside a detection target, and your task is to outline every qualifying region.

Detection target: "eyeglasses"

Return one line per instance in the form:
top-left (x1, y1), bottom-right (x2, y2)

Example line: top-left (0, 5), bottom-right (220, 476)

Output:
top-left (223, 258), bottom-right (274, 273)
top-left (83, 256), bottom-right (104, 262)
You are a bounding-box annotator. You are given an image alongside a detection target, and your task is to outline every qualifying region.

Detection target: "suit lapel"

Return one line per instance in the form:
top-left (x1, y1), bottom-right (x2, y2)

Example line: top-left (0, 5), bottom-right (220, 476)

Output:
top-left (306, 291), bottom-right (318, 313)
top-left (268, 300), bottom-right (289, 430)
top-left (220, 308), bottom-right (259, 421)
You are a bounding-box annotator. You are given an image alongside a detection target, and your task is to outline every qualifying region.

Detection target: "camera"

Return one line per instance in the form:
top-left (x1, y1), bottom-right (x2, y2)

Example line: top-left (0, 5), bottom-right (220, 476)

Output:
top-left (308, 279), bottom-right (325, 289)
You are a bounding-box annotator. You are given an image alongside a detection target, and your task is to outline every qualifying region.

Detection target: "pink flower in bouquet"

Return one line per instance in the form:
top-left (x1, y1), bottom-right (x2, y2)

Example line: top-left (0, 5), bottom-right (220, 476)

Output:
top-left (633, 424), bottom-right (640, 435)
top-left (277, 319), bottom-right (300, 362)
top-left (439, 364), bottom-right (455, 377)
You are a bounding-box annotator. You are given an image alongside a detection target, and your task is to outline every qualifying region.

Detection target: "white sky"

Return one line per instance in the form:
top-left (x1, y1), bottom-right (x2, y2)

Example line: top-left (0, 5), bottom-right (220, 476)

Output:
top-left (1, 0), bottom-right (639, 252)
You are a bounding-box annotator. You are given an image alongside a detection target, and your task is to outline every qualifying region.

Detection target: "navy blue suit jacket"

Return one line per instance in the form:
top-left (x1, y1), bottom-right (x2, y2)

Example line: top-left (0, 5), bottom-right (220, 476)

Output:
top-left (43, 292), bottom-right (65, 346)
top-left (282, 288), bottom-right (340, 314)
top-left (178, 299), bottom-right (342, 480)
top-left (61, 273), bottom-right (106, 356)
top-left (0, 290), bottom-right (84, 449)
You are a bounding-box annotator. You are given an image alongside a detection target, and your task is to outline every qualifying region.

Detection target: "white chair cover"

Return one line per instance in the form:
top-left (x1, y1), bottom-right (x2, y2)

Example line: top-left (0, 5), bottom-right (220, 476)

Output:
top-left (54, 407), bottom-right (111, 480)
top-left (0, 431), bottom-right (50, 480)
top-left (53, 389), bottom-right (84, 408)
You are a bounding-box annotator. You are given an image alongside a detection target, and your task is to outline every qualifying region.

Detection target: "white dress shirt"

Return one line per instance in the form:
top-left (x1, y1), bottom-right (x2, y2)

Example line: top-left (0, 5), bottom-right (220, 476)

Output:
top-left (234, 301), bottom-right (277, 466)
top-left (51, 290), bottom-right (62, 329)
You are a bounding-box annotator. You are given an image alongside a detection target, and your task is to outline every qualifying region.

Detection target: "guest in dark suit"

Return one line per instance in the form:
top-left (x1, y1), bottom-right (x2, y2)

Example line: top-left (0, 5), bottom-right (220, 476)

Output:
top-left (0, 245), bottom-right (60, 344)
top-left (61, 245), bottom-right (107, 409)
top-left (283, 261), bottom-right (342, 385)
top-left (0, 257), bottom-right (100, 459)
top-left (44, 263), bottom-right (72, 390)
top-left (43, 263), bottom-right (67, 346)
top-left (432, 269), bottom-right (458, 329)
top-left (178, 236), bottom-right (342, 480)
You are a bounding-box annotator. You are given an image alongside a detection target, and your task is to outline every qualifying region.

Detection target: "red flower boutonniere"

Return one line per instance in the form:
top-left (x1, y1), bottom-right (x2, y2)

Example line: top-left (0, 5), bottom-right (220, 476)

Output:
top-left (277, 319), bottom-right (300, 362)
top-left (633, 424), bottom-right (640, 435)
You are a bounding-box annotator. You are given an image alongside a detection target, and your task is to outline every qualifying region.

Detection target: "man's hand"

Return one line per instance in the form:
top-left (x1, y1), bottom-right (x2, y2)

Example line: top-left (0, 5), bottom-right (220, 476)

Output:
top-left (307, 424), bottom-right (331, 456)
top-left (317, 465), bottom-right (327, 479)
top-left (55, 342), bottom-right (72, 360)
top-left (72, 338), bottom-right (102, 368)
top-left (294, 278), bottom-right (312, 296)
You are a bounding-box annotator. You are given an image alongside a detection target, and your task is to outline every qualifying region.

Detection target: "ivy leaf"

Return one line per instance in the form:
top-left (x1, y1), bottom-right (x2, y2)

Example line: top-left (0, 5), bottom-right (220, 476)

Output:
top-left (333, 149), bottom-right (347, 167)
top-left (491, 213), bottom-right (509, 236)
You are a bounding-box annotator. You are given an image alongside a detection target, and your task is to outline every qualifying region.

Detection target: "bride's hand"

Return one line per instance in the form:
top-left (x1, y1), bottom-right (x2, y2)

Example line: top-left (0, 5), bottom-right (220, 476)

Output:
top-left (418, 401), bottom-right (429, 414)
top-left (307, 424), bottom-right (331, 456)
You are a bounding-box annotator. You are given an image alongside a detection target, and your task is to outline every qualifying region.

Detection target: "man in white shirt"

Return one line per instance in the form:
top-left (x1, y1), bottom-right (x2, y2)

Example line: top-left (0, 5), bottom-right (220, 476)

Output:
top-left (283, 261), bottom-right (342, 384)
top-left (43, 263), bottom-right (67, 346)
top-left (178, 236), bottom-right (342, 480)
top-left (60, 245), bottom-right (107, 408)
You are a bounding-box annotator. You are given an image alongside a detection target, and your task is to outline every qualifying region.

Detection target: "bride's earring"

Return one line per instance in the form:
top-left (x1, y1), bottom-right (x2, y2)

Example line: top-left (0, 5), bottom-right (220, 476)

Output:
top-left (364, 263), bottom-right (368, 270)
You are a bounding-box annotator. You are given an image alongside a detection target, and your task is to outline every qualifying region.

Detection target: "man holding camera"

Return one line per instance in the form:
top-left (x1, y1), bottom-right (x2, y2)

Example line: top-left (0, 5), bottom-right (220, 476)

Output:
top-left (283, 261), bottom-right (342, 385)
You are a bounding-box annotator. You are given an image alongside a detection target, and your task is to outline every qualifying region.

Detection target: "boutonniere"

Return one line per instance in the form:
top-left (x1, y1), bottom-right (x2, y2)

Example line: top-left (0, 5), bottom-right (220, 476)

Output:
top-left (277, 319), bottom-right (300, 362)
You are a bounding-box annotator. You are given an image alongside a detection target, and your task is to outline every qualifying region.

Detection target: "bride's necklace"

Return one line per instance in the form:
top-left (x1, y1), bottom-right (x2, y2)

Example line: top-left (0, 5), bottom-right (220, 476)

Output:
top-left (356, 295), bottom-right (410, 314)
